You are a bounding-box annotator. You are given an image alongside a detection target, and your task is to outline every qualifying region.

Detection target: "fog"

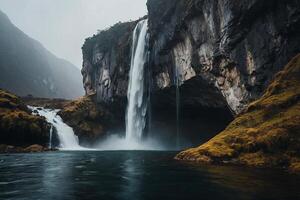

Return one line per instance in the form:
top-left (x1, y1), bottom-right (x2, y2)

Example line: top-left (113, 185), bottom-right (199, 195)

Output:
top-left (0, 0), bottom-right (147, 69)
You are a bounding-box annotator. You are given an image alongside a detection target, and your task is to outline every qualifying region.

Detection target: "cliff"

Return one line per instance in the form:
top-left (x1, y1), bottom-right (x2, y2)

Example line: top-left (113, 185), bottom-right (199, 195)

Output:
top-left (82, 0), bottom-right (300, 114)
top-left (82, 20), bottom-right (140, 102)
top-left (81, 0), bottom-right (300, 145)
top-left (176, 54), bottom-right (300, 173)
top-left (147, 0), bottom-right (300, 113)
top-left (0, 89), bottom-right (51, 152)
top-left (0, 10), bottom-right (84, 99)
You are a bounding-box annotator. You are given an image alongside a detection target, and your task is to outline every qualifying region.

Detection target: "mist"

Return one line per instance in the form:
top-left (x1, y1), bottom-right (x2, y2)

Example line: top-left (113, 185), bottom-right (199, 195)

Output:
top-left (0, 0), bottom-right (147, 68)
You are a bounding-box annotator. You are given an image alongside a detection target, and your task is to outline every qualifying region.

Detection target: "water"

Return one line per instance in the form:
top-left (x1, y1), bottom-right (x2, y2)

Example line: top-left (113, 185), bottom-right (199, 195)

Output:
top-left (126, 19), bottom-right (149, 141)
top-left (0, 151), bottom-right (299, 200)
top-left (28, 106), bottom-right (84, 150)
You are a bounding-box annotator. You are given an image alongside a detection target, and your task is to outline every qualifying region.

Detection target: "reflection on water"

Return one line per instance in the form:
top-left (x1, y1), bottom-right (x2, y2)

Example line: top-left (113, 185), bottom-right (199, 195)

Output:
top-left (41, 153), bottom-right (74, 199)
top-left (0, 151), bottom-right (300, 200)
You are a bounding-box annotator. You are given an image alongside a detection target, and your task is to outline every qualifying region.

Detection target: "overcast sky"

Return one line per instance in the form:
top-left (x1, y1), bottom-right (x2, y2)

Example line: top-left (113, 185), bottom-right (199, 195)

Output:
top-left (0, 0), bottom-right (148, 68)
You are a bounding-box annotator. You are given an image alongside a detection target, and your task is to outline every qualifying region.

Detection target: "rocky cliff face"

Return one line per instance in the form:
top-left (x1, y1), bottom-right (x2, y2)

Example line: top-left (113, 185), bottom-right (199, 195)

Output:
top-left (147, 0), bottom-right (300, 113)
top-left (82, 21), bottom-right (139, 103)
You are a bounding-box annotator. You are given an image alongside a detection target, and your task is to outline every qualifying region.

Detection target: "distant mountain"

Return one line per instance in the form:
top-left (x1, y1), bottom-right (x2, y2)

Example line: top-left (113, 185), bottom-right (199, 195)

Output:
top-left (0, 10), bottom-right (84, 99)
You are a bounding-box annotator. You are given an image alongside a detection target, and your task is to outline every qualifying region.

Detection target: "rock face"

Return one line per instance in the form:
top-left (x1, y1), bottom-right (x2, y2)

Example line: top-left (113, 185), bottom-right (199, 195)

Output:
top-left (147, 0), bottom-right (300, 113)
top-left (0, 89), bottom-right (51, 150)
top-left (176, 54), bottom-right (300, 173)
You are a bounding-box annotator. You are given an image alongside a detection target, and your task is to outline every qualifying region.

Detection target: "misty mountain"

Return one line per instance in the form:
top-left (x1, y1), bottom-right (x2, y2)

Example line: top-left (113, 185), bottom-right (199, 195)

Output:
top-left (0, 10), bottom-right (84, 99)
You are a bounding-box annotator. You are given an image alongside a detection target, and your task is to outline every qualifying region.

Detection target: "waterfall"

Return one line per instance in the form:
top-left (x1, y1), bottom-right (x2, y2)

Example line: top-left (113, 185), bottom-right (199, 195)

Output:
top-left (49, 125), bottom-right (53, 149)
top-left (175, 66), bottom-right (181, 149)
top-left (28, 106), bottom-right (84, 150)
top-left (126, 19), bottom-right (149, 141)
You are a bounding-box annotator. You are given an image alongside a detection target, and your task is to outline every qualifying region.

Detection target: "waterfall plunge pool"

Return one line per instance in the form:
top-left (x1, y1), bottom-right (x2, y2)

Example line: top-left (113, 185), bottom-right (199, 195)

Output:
top-left (1, 151), bottom-right (300, 200)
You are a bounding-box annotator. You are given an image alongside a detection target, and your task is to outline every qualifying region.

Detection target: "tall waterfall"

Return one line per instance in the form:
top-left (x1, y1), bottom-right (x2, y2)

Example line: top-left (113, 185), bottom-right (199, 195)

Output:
top-left (175, 66), bottom-right (181, 149)
top-left (28, 106), bottom-right (84, 150)
top-left (126, 19), bottom-right (149, 141)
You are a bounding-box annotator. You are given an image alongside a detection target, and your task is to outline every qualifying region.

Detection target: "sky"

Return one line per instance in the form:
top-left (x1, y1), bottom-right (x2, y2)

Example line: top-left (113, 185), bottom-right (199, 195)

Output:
top-left (0, 0), bottom-right (148, 69)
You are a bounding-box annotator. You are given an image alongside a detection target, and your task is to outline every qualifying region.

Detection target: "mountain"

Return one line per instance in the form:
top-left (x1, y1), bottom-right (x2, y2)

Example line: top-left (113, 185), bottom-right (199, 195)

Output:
top-left (0, 10), bottom-right (84, 99)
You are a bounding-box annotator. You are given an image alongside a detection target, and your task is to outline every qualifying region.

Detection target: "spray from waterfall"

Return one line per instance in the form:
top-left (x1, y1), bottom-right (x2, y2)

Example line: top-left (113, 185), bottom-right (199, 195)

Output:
top-left (28, 106), bottom-right (84, 150)
top-left (125, 19), bottom-right (149, 141)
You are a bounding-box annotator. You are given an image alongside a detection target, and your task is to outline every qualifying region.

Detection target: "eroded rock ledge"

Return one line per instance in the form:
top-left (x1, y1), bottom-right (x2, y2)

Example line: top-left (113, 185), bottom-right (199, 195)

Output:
top-left (176, 54), bottom-right (300, 173)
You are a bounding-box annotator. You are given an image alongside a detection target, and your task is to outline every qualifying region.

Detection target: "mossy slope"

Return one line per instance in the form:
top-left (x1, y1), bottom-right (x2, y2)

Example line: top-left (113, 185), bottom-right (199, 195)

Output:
top-left (0, 89), bottom-right (50, 148)
top-left (176, 54), bottom-right (300, 173)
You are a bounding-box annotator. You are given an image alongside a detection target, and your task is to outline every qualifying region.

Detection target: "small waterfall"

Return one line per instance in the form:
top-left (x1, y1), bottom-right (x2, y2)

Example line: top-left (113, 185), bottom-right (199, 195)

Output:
top-left (49, 125), bottom-right (53, 149)
top-left (126, 19), bottom-right (149, 141)
top-left (175, 66), bottom-right (181, 149)
top-left (28, 106), bottom-right (84, 150)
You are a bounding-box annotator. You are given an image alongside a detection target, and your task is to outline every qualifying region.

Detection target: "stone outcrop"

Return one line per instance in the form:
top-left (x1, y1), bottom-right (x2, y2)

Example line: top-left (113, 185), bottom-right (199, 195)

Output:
top-left (0, 89), bottom-right (51, 152)
top-left (59, 94), bottom-right (123, 146)
top-left (176, 54), bottom-right (300, 173)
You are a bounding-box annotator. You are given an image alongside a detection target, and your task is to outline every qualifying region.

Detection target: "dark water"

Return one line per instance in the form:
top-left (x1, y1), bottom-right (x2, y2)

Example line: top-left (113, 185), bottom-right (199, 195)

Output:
top-left (0, 151), bottom-right (300, 200)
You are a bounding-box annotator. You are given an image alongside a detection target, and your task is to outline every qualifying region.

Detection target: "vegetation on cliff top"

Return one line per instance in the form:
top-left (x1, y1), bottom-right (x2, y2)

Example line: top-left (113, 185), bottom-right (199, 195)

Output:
top-left (176, 54), bottom-right (300, 173)
top-left (0, 89), bottom-right (50, 149)
top-left (82, 21), bottom-right (137, 60)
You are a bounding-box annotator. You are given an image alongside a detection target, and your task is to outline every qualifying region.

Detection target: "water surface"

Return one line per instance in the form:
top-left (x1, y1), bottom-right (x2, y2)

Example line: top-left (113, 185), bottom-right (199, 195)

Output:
top-left (0, 151), bottom-right (299, 200)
